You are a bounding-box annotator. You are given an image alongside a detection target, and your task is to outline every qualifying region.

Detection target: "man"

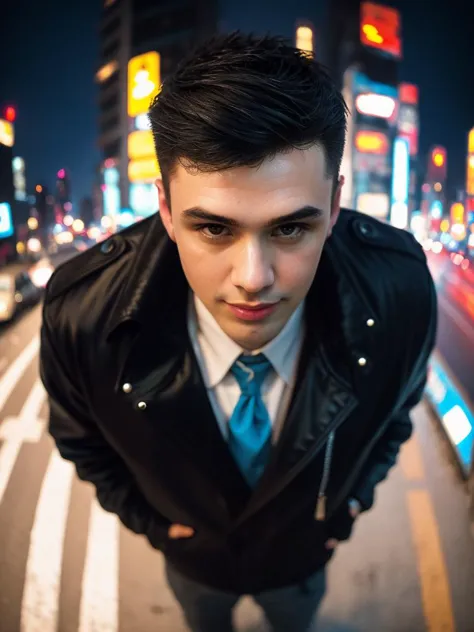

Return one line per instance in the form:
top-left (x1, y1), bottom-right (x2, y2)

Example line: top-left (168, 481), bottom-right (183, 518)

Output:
top-left (40, 33), bottom-right (437, 632)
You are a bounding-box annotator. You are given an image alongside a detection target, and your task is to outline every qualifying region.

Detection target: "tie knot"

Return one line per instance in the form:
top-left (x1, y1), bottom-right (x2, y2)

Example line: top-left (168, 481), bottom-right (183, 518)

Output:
top-left (231, 353), bottom-right (272, 395)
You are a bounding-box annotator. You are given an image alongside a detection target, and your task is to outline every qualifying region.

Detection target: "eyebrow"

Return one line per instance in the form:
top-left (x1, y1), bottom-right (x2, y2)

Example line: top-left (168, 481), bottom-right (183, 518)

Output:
top-left (181, 205), bottom-right (324, 228)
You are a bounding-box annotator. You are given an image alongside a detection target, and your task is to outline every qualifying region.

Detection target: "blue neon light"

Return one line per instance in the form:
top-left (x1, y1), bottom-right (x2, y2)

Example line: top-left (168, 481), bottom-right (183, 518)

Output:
top-left (0, 202), bottom-right (14, 239)
top-left (425, 355), bottom-right (474, 474)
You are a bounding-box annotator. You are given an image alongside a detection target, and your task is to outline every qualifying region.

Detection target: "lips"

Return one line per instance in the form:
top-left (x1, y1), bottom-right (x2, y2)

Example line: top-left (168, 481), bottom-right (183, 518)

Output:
top-left (226, 302), bottom-right (279, 322)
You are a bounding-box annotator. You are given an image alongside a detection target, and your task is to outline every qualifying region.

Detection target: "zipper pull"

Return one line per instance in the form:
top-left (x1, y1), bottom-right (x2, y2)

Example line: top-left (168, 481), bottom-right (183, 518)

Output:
top-left (315, 494), bottom-right (326, 522)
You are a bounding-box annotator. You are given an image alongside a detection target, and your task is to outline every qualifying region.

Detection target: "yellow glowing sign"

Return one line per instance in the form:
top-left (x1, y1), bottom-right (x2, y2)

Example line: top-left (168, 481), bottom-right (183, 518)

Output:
top-left (128, 52), bottom-right (161, 117)
top-left (128, 156), bottom-right (161, 183)
top-left (469, 128), bottom-right (474, 154)
top-left (355, 130), bottom-right (388, 154)
top-left (468, 154), bottom-right (474, 195)
top-left (96, 60), bottom-right (118, 83)
top-left (296, 26), bottom-right (314, 55)
top-left (0, 119), bottom-right (14, 147)
top-left (440, 219), bottom-right (450, 233)
top-left (432, 150), bottom-right (445, 167)
top-left (434, 182), bottom-right (442, 192)
top-left (128, 130), bottom-right (155, 160)
top-left (450, 203), bottom-right (464, 225)
top-left (362, 23), bottom-right (383, 45)
top-left (360, 3), bottom-right (401, 58)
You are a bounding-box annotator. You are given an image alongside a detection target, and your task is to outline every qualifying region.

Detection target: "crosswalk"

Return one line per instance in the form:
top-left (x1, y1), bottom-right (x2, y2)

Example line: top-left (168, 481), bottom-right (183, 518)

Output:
top-left (0, 338), bottom-right (126, 632)
top-left (2, 322), bottom-right (474, 631)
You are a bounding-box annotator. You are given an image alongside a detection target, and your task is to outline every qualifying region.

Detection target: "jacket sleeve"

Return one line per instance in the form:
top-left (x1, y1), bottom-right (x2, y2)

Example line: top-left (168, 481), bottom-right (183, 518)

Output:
top-left (350, 279), bottom-right (437, 512)
top-left (40, 306), bottom-right (171, 549)
top-left (350, 374), bottom-right (425, 511)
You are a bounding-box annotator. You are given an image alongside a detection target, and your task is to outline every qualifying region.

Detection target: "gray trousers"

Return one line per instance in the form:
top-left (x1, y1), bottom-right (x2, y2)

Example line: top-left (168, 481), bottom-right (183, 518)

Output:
top-left (165, 562), bottom-right (326, 632)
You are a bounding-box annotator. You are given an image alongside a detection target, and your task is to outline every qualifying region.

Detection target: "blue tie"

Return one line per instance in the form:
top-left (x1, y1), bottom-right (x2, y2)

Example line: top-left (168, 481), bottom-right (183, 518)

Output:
top-left (228, 354), bottom-right (273, 487)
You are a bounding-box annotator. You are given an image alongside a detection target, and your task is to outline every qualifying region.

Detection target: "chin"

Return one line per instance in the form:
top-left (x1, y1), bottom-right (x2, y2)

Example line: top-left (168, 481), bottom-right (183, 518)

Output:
top-left (230, 320), bottom-right (281, 350)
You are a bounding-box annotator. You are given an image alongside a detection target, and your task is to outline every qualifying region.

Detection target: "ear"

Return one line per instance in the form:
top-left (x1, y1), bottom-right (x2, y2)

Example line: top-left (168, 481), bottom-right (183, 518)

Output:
top-left (327, 175), bottom-right (344, 237)
top-left (156, 178), bottom-right (176, 242)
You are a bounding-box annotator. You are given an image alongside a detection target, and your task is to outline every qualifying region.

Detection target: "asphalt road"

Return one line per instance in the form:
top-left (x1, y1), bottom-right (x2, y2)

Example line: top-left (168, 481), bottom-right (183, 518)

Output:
top-left (427, 250), bottom-right (474, 406)
top-left (0, 301), bottom-right (473, 632)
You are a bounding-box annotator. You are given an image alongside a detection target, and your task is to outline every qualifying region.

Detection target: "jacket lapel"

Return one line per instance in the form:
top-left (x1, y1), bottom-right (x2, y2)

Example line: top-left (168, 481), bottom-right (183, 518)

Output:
top-left (117, 310), bottom-right (252, 526)
top-left (233, 340), bottom-right (358, 526)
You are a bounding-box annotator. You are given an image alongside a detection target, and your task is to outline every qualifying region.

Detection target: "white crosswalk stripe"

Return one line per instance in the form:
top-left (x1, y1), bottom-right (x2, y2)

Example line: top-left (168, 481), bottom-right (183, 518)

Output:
top-left (79, 501), bottom-right (119, 632)
top-left (20, 450), bottom-right (75, 632)
top-left (0, 379), bottom-right (46, 505)
top-left (0, 336), bottom-right (39, 413)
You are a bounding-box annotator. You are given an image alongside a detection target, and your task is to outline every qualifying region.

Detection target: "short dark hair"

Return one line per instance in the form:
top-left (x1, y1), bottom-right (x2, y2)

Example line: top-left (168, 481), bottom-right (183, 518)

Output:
top-left (149, 32), bottom-right (348, 205)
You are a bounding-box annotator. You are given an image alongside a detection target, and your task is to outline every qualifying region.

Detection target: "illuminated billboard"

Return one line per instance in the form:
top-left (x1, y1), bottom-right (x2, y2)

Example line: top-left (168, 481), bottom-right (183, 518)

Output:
top-left (296, 25), bottom-right (314, 56)
top-left (0, 202), bottom-right (14, 238)
top-left (129, 183), bottom-right (159, 216)
top-left (398, 83), bottom-right (419, 158)
top-left (399, 83), bottom-right (418, 105)
top-left (450, 203), bottom-right (465, 226)
top-left (469, 128), bottom-right (474, 155)
top-left (128, 156), bottom-right (161, 183)
top-left (467, 155), bottom-right (474, 196)
top-left (355, 93), bottom-right (396, 120)
top-left (355, 130), bottom-right (389, 155)
top-left (128, 52), bottom-right (161, 117)
top-left (0, 119), bottom-right (14, 147)
top-left (360, 2), bottom-right (402, 59)
top-left (390, 137), bottom-right (409, 229)
top-left (128, 130), bottom-right (155, 161)
top-left (12, 156), bottom-right (27, 202)
top-left (357, 192), bottom-right (389, 219)
top-left (467, 128), bottom-right (474, 196)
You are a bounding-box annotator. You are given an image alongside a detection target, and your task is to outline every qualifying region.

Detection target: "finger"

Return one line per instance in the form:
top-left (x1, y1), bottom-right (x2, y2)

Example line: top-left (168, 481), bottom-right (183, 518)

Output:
top-left (168, 524), bottom-right (195, 539)
top-left (349, 506), bottom-right (359, 519)
top-left (325, 538), bottom-right (339, 550)
top-left (180, 527), bottom-right (195, 538)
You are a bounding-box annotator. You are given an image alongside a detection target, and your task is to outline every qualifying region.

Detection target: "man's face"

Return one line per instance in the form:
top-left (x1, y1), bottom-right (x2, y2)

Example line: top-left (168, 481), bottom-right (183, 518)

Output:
top-left (158, 146), bottom-right (342, 351)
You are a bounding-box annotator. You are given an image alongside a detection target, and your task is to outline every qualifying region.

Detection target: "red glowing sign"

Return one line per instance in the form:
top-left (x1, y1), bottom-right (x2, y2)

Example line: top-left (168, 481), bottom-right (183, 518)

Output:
top-left (399, 83), bottom-right (418, 105)
top-left (5, 106), bottom-right (16, 123)
top-left (360, 3), bottom-right (402, 59)
top-left (57, 169), bottom-right (66, 179)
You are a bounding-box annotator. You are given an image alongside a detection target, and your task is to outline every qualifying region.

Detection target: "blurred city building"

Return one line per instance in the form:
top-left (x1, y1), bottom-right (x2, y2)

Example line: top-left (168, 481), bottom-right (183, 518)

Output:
top-left (97, 0), bottom-right (218, 217)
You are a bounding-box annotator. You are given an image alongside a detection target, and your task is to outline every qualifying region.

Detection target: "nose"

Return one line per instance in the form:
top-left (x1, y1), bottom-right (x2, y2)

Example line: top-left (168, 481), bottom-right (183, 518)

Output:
top-left (231, 237), bottom-right (274, 294)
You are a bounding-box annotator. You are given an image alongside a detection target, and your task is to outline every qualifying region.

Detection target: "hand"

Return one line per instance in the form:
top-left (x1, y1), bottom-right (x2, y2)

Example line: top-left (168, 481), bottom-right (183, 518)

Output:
top-left (168, 524), bottom-right (195, 540)
top-left (325, 499), bottom-right (361, 550)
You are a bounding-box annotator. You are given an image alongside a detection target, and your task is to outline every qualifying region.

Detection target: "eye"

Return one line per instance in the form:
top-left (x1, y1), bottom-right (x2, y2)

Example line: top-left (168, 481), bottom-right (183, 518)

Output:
top-left (198, 224), bottom-right (231, 239)
top-left (273, 224), bottom-right (308, 240)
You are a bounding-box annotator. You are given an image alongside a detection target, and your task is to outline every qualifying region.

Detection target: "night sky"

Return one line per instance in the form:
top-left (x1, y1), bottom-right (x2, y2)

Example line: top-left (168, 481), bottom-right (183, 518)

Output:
top-left (1, 0), bottom-right (473, 206)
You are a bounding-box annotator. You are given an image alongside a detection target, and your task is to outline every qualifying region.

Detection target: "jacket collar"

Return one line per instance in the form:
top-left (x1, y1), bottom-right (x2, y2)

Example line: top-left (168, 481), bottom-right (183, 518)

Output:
top-left (105, 213), bottom-right (187, 342)
top-left (106, 211), bottom-right (377, 386)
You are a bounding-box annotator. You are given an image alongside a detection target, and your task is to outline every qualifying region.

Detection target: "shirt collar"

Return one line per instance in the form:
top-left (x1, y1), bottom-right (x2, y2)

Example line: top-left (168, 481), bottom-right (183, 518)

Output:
top-left (189, 295), bottom-right (304, 388)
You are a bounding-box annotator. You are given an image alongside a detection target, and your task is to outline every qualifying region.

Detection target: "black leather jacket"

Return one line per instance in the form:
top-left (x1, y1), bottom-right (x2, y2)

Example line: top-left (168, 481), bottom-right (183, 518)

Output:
top-left (40, 209), bottom-right (437, 593)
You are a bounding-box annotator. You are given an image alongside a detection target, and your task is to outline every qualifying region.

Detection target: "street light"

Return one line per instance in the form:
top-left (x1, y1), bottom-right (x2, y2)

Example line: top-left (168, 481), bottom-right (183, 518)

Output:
top-left (72, 219), bottom-right (85, 233)
top-left (27, 217), bottom-right (39, 231)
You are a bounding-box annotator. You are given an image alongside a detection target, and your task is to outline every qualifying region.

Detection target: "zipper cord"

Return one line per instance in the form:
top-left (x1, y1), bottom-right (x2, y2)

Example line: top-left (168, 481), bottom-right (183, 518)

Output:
top-left (315, 430), bottom-right (335, 522)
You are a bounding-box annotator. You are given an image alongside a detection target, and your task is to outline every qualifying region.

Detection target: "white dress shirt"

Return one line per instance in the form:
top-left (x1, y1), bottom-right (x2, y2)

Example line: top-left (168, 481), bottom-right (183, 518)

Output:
top-left (187, 295), bottom-right (304, 443)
